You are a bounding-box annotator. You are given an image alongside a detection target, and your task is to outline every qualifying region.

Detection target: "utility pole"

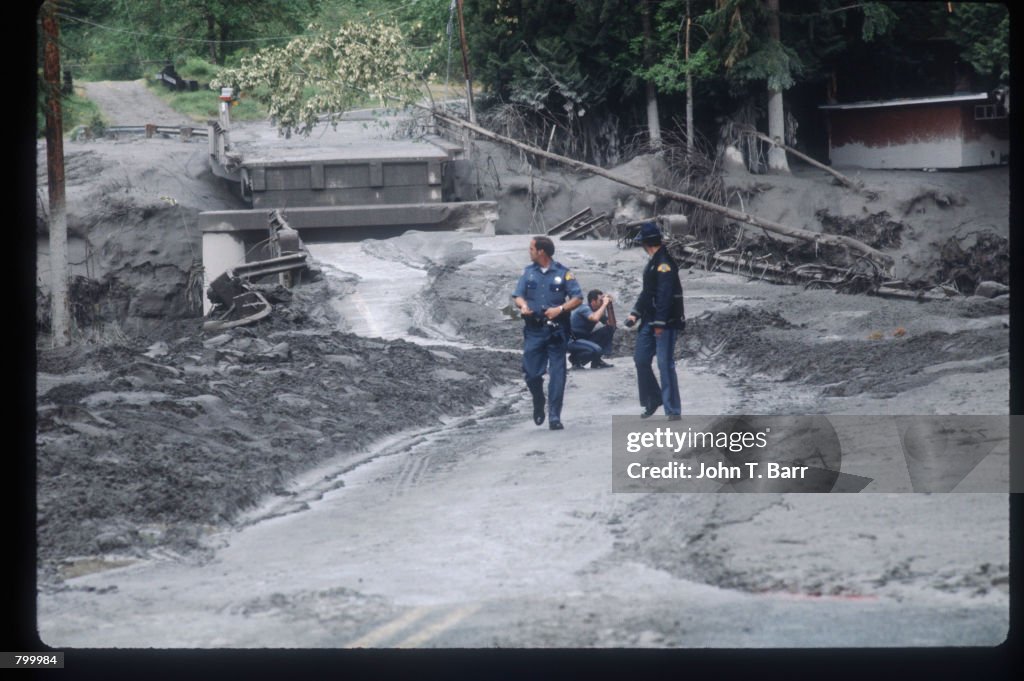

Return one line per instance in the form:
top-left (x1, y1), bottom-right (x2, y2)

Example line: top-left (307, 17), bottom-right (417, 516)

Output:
top-left (455, 0), bottom-right (476, 124)
top-left (42, 1), bottom-right (71, 346)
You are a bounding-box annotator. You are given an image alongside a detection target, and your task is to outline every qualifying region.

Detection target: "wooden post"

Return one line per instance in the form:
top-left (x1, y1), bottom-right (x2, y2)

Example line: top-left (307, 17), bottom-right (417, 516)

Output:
top-left (455, 0), bottom-right (476, 124)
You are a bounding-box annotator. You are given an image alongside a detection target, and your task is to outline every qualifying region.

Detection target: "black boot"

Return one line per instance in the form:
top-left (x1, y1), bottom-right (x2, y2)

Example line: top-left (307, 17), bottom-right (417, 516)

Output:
top-left (640, 401), bottom-right (662, 418)
top-left (527, 378), bottom-right (546, 426)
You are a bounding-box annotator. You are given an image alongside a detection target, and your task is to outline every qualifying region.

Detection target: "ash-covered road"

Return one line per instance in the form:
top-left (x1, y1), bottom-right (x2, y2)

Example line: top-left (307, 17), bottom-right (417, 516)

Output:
top-left (37, 235), bottom-right (1008, 648)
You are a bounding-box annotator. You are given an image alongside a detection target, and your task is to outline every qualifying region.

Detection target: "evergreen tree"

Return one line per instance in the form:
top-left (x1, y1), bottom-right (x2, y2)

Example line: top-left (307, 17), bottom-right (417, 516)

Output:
top-left (462, 0), bottom-right (644, 164)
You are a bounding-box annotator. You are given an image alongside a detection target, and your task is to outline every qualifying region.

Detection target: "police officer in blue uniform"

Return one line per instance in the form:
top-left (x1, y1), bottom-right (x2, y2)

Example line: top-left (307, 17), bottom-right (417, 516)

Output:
top-left (512, 236), bottom-right (584, 430)
top-left (626, 221), bottom-right (685, 420)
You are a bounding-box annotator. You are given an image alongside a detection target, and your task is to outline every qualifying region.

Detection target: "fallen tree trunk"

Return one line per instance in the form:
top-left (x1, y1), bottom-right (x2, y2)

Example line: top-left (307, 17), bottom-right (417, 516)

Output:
top-left (741, 127), bottom-right (869, 196)
top-left (430, 109), bottom-right (893, 271)
top-left (672, 241), bottom-right (950, 301)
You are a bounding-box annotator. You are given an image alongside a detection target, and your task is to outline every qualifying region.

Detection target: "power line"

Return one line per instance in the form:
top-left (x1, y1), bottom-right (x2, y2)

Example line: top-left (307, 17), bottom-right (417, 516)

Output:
top-left (56, 2), bottom-right (438, 47)
top-left (56, 12), bottom-right (307, 44)
top-left (335, 0), bottom-right (429, 21)
top-left (55, 4), bottom-right (444, 78)
top-left (119, 0), bottom-right (145, 80)
top-left (63, 59), bottom-right (169, 68)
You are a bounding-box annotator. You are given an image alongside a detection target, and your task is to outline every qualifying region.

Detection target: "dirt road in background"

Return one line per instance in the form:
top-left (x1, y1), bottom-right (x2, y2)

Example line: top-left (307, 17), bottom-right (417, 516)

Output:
top-left (80, 79), bottom-right (195, 127)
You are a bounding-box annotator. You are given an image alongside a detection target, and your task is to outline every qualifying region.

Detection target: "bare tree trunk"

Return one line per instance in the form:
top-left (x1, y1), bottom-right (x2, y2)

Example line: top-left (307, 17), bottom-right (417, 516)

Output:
top-left (642, 0), bottom-right (662, 150)
top-left (685, 0), bottom-right (693, 153)
top-left (764, 0), bottom-right (790, 174)
top-left (218, 25), bottom-right (230, 66)
top-left (207, 14), bottom-right (218, 64)
top-left (42, 2), bottom-right (71, 346)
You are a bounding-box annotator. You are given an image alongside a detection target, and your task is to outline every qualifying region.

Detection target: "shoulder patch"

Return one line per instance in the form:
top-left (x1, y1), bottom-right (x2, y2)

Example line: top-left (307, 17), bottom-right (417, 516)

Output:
top-left (657, 263), bottom-right (672, 273)
top-left (565, 271), bottom-right (575, 280)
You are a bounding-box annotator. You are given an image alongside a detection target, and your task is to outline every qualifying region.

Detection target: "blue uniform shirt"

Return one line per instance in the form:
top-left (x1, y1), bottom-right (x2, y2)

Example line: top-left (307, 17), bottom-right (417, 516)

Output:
top-left (571, 303), bottom-right (606, 337)
top-left (513, 260), bottom-right (583, 319)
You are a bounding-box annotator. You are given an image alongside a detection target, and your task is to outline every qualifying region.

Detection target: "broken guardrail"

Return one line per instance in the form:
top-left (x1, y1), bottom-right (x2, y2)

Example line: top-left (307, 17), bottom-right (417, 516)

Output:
top-left (203, 210), bottom-right (310, 332)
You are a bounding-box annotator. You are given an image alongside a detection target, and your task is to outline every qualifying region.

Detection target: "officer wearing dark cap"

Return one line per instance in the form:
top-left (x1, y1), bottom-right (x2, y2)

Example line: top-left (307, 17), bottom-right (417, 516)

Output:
top-left (626, 221), bottom-right (685, 420)
top-left (513, 236), bottom-right (584, 430)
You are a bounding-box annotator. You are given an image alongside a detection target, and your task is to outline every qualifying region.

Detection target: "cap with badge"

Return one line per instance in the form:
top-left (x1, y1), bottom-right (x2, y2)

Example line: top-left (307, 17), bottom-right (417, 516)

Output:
top-left (633, 220), bottom-right (662, 244)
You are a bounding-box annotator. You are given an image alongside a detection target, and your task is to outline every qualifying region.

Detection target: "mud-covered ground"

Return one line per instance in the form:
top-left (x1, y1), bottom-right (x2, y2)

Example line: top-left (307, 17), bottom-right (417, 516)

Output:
top-left (35, 237), bottom-right (1010, 594)
top-left (35, 82), bottom-right (1010, 621)
top-left (36, 278), bottom-right (520, 582)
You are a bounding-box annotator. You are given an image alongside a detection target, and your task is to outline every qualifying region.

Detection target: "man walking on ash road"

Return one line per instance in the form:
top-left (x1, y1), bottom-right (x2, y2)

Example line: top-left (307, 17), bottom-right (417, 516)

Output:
top-left (568, 289), bottom-right (617, 369)
top-left (513, 236), bottom-right (583, 430)
top-left (626, 221), bottom-right (685, 420)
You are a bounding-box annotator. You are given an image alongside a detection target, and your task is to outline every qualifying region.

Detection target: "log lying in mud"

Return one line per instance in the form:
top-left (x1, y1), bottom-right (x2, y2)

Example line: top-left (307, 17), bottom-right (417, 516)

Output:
top-left (430, 109), bottom-right (893, 272)
top-left (739, 127), bottom-right (872, 197)
top-left (670, 240), bottom-right (951, 301)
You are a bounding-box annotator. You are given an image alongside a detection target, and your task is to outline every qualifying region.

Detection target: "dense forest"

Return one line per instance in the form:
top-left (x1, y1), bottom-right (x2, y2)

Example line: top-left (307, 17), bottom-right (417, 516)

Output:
top-left (49, 0), bottom-right (1009, 164)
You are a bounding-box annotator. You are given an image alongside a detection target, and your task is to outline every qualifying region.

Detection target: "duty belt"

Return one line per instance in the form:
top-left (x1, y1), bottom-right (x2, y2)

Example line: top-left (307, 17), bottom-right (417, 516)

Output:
top-left (525, 317), bottom-right (567, 330)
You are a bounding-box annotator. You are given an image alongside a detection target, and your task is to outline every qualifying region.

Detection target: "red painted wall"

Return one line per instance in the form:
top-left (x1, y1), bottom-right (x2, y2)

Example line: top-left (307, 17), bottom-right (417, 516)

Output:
top-left (829, 104), bottom-right (962, 148)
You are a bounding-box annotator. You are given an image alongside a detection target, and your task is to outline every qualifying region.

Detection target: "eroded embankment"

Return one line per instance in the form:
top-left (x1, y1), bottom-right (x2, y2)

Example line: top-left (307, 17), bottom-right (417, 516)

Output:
top-left (681, 293), bottom-right (1008, 401)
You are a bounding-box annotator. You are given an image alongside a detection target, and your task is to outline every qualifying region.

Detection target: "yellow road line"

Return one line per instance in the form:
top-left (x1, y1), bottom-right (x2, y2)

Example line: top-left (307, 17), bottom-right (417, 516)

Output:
top-left (345, 606), bottom-right (432, 648)
top-left (393, 604), bottom-right (481, 648)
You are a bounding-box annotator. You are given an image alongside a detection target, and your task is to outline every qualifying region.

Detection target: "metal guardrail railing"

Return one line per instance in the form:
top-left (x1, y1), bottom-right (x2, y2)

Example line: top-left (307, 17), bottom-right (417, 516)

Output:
top-left (104, 124), bottom-right (208, 139)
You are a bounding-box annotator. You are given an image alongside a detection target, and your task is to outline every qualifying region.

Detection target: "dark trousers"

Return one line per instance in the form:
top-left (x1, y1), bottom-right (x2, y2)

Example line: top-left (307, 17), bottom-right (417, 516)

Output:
top-left (522, 324), bottom-right (568, 421)
top-left (633, 323), bottom-right (681, 415)
top-left (567, 325), bottom-right (615, 365)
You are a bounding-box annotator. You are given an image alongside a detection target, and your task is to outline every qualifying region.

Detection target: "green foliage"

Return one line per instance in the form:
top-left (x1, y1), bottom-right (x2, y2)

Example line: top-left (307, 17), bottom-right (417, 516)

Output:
top-left (947, 3), bottom-right (1009, 83)
top-left (464, 0), bottom-right (637, 113)
top-left (641, 48), bottom-right (716, 95)
top-left (859, 2), bottom-right (898, 42)
top-left (508, 37), bottom-right (593, 115)
top-left (62, 92), bottom-right (105, 131)
top-left (696, 0), bottom-right (812, 91)
top-left (727, 37), bottom-right (804, 91)
top-left (146, 79), bottom-right (267, 121)
top-left (55, 0), bottom-right (1010, 151)
top-left (178, 57), bottom-right (220, 83)
top-left (37, 87), bottom-right (105, 138)
top-left (211, 19), bottom-right (422, 134)
top-left (641, 0), bottom-right (722, 95)
top-left (807, 1), bottom-right (1008, 99)
top-left (58, 0), bottom-right (320, 81)
top-left (318, 0), bottom-right (450, 77)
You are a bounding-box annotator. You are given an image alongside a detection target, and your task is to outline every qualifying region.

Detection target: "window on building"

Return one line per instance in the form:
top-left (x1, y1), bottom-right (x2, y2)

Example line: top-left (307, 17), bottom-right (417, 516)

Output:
top-left (974, 103), bottom-right (1008, 120)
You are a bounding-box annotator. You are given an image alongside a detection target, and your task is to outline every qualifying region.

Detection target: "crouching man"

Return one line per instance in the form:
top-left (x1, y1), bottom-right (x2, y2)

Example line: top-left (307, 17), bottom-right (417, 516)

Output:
top-left (568, 289), bottom-right (616, 369)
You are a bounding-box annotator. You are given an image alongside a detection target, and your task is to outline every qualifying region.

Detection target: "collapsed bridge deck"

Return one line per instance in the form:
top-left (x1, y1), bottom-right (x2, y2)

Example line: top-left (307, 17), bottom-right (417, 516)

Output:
top-left (200, 108), bottom-right (496, 314)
